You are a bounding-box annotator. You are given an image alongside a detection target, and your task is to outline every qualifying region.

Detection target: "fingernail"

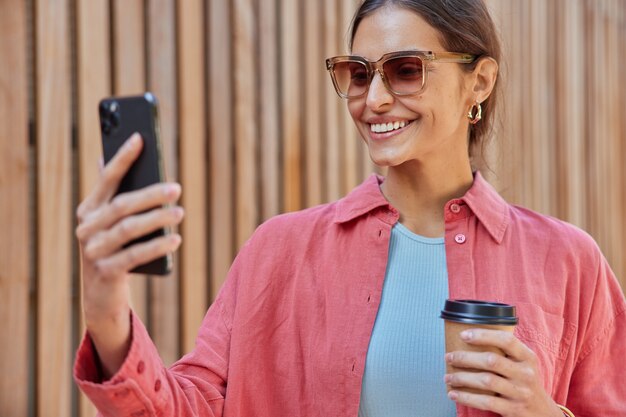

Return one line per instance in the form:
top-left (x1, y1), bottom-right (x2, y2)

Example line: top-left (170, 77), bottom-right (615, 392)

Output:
top-left (127, 133), bottom-right (141, 147)
top-left (164, 183), bottom-right (181, 196)
top-left (460, 330), bottom-right (472, 340)
top-left (172, 207), bottom-right (184, 218)
top-left (444, 374), bottom-right (452, 383)
top-left (445, 353), bottom-right (453, 362)
top-left (170, 234), bottom-right (182, 245)
top-left (448, 391), bottom-right (459, 401)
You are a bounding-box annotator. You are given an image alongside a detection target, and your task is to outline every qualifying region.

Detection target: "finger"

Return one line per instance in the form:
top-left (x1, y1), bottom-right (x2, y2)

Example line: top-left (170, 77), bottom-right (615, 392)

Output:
top-left (94, 233), bottom-right (182, 279)
top-left (446, 350), bottom-right (516, 379)
top-left (448, 388), bottom-right (509, 415)
top-left (459, 328), bottom-right (535, 361)
top-left (77, 182), bottom-right (182, 243)
top-left (90, 133), bottom-right (144, 207)
top-left (84, 206), bottom-right (184, 260)
top-left (445, 371), bottom-right (522, 400)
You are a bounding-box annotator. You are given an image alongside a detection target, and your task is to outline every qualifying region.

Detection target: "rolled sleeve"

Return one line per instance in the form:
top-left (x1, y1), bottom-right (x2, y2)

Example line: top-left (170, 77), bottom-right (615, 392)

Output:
top-left (74, 311), bottom-right (167, 416)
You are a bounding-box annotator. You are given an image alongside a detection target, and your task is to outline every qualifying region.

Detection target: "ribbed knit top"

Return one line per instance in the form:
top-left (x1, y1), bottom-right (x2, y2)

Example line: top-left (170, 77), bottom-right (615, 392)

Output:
top-left (358, 222), bottom-right (456, 417)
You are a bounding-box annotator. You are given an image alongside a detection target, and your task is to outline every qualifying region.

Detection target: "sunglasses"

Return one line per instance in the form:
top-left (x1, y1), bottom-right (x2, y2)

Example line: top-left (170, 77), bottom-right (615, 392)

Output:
top-left (325, 50), bottom-right (476, 99)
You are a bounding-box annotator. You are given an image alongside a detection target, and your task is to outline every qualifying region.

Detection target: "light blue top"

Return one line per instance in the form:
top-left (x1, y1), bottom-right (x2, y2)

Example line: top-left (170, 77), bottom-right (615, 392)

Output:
top-left (358, 222), bottom-right (456, 417)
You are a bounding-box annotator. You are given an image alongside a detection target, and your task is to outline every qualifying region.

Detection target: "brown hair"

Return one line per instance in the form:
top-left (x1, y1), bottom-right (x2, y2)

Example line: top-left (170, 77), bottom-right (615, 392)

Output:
top-left (349, 0), bottom-right (502, 160)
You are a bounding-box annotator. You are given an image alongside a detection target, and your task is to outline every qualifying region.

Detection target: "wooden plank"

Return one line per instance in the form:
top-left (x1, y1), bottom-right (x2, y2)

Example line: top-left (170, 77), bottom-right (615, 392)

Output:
top-left (340, 0), bottom-right (360, 194)
top-left (207, 0), bottom-right (234, 299)
top-left (75, 2), bottom-right (111, 416)
top-left (303, 0), bottom-right (323, 207)
top-left (323, 0), bottom-right (341, 202)
top-left (528, 0), bottom-right (553, 215)
top-left (584, 1), bottom-right (603, 245)
top-left (233, 0), bottom-right (259, 248)
top-left (620, 0), bottom-right (626, 290)
top-left (177, 0), bottom-right (208, 354)
top-left (603, 0), bottom-right (622, 282)
top-left (0, 1), bottom-right (30, 415)
top-left (147, 0), bottom-right (179, 366)
top-left (259, 0), bottom-right (281, 218)
top-left (111, 0), bottom-right (149, 326)
top-left (35, 0), bottom-right (72, 415)
top-left (281, 0), bottom-right (302, 212)
top-left (555, 0), bottom-right (586, 229)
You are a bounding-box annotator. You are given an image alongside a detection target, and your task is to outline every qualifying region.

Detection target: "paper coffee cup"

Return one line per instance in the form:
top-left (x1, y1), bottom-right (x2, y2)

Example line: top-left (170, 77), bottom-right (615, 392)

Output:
top-left (440, 299), bottom-right (518, 395)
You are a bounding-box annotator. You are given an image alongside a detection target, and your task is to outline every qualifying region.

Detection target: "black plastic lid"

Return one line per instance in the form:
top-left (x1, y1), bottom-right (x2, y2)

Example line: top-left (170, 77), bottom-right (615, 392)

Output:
top-left (440, 299), bottom-right (518, 325)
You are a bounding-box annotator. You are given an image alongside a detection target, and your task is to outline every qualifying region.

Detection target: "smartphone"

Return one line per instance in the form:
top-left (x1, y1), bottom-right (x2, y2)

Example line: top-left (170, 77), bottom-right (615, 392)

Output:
top-left (98, 92), bottom-right (172, 275)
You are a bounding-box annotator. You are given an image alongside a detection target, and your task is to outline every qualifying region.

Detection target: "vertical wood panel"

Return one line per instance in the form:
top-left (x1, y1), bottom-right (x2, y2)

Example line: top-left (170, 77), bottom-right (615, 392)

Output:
top-left (177, 0), bottom-right (208, 354)
top-left (604, 0), bottom-right (623, 281)
top-left (207, 0), bottom-right (234, 298)
top-left (111, 0), bottom-right (149, 326)
top-left (323, 0), bottom-right (341, 202)
top-left (340, 0), bottom-right (360, 194)
top-left (620, 0), bottom-right (626, 288)
top-left (0, 1), bottom-right (30, 415)
top-left (281, 0), bottom-right (303, 212)
top-left (303, 0), bottom-right (323, 206)
top-left (528, 0), bottom-right (553, 214)
top-left (76, 3), bottom-right (111, 415)
top-left (35, 0), bottom-right (72, 414)
top-left (585, 0), bottom-right (603, 245)
top-left (555, 0), bottom-right (586, 229)
top-left (233, 0), bottom-right (259, 248)
top-left (76, 0), bottom-right (111, 199)
top-left (147, 0), bottom-right (179, 365)
top-left (259, 0), bottom-right (281, 219)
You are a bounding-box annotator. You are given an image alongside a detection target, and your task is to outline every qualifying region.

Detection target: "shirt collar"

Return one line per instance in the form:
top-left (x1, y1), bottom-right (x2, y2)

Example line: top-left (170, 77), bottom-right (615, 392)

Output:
top-left (334, 172), bottom-right (509, 244)
top-left (333, 175), bottom-right (391, 224)
top-left (459, 171), bottom-right (510, 243)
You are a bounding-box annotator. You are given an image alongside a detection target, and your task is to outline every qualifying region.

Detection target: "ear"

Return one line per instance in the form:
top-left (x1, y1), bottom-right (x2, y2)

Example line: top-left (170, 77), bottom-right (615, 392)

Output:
top-left (468, 56), bottom-right (498, 104)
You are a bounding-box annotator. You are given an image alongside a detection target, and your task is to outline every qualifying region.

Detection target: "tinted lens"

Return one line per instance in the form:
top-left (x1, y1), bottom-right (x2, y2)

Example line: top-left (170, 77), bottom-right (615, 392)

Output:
top-left (383, 56), bottom-right (424, 94)
top-left (332, 61), bottom-right (369, 97)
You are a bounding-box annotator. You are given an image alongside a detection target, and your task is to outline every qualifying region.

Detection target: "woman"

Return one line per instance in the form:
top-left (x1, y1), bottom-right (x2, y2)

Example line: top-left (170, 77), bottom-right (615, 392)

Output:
top-left (74, 0), bottom-right (626, 416)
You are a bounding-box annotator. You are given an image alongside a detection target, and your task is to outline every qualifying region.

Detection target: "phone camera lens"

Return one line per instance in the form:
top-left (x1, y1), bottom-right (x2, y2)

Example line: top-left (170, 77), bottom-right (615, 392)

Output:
top-left (101, 118), bottom-right (112, 134)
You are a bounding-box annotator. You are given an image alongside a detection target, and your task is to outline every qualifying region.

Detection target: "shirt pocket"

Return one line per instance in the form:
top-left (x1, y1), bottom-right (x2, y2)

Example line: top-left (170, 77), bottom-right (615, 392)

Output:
top-left (513, 301), bottom-right (576, 392)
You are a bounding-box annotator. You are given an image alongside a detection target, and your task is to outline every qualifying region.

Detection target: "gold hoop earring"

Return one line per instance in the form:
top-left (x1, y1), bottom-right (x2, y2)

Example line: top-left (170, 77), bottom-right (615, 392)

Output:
top-left (467, 102), bottom-right (482, 125)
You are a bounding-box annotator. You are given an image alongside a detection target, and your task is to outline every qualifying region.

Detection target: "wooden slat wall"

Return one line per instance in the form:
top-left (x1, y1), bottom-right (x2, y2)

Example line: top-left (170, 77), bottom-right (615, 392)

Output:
top-left (177, 0), bottom-right (208, 355)
top-left (0, 1), bottom-right (624, 415)
top-left (0, 1), bottom-right (29, 416)
top-left (76, 3), bottom-right (111, 415)
top-left (35, 0), bottom-right (72, 416)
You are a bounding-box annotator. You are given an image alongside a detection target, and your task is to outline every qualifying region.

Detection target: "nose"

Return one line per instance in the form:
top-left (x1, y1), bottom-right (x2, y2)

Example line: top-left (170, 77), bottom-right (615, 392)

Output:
top-left (365, 70), bottom-right (394, 110)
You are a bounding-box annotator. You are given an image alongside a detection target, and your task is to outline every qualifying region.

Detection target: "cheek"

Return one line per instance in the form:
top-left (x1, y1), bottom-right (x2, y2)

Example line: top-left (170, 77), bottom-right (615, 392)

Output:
top-left (347, 99), bottom-right (363, 121)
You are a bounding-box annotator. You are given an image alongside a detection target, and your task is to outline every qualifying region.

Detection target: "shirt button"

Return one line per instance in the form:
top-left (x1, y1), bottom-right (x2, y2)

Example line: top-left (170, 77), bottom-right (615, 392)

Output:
top-left (454, 233), bottom-right (466, 244)
top-left (137, 361), bottom-right (145, 374)
top-left (450, 203), bottom-right (461, 213)
top-left (154, 378), bottom-right (162, 392)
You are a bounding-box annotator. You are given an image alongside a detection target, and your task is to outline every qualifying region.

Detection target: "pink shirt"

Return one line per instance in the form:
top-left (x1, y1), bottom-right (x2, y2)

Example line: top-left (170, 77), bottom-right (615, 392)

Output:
top-left (75, 173), bottom-right (626, 416)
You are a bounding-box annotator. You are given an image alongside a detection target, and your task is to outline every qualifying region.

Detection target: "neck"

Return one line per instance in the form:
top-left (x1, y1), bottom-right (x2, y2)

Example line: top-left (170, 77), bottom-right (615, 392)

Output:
top-left (380, 158), bottom-right (474, 237)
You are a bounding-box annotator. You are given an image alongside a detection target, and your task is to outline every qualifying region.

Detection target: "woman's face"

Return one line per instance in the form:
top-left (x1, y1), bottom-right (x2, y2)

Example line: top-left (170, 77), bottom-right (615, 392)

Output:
top-left (348, 6), bottom-right (475, 169)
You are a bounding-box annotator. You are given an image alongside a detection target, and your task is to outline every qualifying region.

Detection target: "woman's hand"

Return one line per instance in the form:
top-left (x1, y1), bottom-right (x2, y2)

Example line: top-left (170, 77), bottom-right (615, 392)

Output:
top-left (75, 133), bottom-right (184, 377)
top-left (444, 329), bottom-right (563, 417)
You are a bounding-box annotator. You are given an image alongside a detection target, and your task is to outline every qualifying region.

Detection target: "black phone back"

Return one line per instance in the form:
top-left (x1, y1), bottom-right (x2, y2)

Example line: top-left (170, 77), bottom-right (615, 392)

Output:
top-left (99, 93), bottom-right (172, 275)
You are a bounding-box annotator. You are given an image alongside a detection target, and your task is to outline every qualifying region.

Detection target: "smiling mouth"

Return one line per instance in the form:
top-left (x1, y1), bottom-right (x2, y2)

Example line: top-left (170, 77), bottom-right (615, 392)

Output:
top-left (369, 120), bottom-right (414, 133)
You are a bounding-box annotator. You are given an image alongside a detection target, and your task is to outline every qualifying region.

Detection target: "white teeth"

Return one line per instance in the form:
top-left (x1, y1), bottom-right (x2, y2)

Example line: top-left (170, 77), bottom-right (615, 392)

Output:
top-left (370, 120), bottom-right (410, 133)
